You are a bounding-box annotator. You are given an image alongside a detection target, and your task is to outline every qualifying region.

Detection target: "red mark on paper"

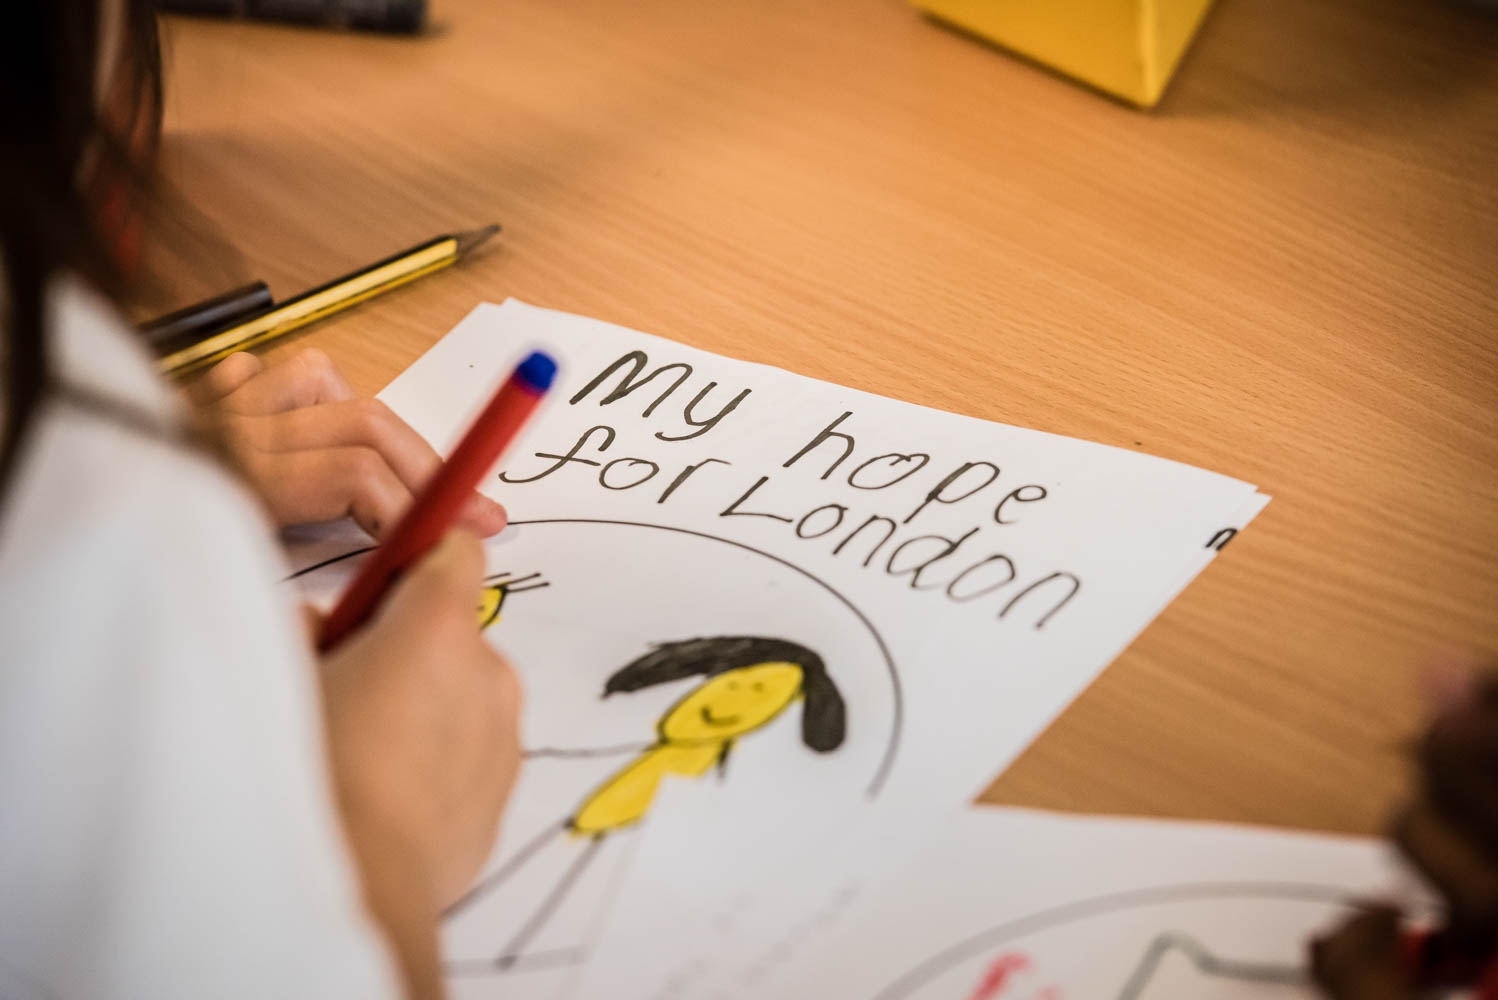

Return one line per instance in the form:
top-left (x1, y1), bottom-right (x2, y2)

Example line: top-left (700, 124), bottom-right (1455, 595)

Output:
top-left (965, 952), bottom-right (1031, 1000)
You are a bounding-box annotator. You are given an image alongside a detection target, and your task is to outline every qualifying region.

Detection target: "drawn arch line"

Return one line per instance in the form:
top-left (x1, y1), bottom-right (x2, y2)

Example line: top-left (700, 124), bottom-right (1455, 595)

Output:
top-left (872, 880), bottom-right (1363, 1000)
top-left (286, 517), bottom-right (904, 797)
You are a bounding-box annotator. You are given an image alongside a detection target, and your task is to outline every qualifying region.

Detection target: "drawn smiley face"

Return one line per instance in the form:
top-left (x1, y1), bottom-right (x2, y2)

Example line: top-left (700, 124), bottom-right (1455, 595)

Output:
top-left (657, 662), bottom-right (804, 743)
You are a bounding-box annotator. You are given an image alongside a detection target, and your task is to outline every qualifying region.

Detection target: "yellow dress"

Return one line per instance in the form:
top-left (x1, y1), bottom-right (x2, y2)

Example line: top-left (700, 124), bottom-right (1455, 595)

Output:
top-left (570, 742), bottom-right (726, 835)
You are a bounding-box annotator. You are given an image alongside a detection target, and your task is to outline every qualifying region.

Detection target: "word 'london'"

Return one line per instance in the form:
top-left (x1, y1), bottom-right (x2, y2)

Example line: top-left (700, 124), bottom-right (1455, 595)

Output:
top-left (498, 351), bottom-right (1081, 629)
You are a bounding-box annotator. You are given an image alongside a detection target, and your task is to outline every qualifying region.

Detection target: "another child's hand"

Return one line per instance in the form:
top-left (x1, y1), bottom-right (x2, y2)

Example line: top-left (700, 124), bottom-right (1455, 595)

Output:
top-left (320, 530), bottom-right (522, 998)
top-left (1398, 666), bottom-right (1498, 931)
top-left (1312, 659), bottom-right (1498, 999)
top-left (192, 349), bottom-right (507, 539)
top-left (1311, 906), bottom-right (1416, 1000)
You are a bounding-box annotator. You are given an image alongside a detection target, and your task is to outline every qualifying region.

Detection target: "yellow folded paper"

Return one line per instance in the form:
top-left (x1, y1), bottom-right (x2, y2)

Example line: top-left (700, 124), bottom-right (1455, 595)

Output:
top-left (912, 0), bottom-right (1216, 107)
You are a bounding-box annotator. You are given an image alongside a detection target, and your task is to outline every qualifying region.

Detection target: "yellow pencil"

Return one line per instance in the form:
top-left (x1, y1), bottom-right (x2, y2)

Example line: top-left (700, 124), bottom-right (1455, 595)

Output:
top-left (159, 224), bottom-right (500, 378)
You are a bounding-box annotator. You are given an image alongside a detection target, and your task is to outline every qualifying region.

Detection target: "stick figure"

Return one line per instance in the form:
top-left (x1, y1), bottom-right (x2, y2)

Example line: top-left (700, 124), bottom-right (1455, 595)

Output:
top-left (446, 634), bottom-right (846, 972)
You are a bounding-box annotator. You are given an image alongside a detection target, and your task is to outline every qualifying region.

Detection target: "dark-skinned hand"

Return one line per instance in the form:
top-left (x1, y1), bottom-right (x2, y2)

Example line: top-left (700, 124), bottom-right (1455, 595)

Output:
top-left (1312, 661), bottom-right (1498, 998)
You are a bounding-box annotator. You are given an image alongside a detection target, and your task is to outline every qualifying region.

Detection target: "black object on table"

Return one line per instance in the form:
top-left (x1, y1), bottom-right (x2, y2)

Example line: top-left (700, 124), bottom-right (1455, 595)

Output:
top-left (157, 0), bottom-right (427, 33)
top-left (139, 281), bottom-right (275, 357)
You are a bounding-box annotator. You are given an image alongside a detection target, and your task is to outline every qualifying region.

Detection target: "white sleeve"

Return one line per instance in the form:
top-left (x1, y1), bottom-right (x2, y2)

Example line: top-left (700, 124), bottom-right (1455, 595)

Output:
top-left (0, 408), bottom-right (403, 1000)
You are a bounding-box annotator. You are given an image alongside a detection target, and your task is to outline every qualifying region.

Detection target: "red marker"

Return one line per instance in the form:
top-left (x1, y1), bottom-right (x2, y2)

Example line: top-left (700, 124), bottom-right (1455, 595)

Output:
top-left (318, 351), bottom-right (557, 651)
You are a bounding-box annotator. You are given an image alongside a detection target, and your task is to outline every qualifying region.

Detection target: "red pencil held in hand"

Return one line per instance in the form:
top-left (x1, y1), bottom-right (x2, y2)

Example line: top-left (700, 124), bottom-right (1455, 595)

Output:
top-left (318, 351), bottom-right (557, 651)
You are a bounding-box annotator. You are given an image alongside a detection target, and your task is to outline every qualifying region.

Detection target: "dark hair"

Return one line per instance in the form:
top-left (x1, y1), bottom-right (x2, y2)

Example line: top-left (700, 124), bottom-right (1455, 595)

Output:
top-left (604, 636), bottom-right (847, 752)
top-left (0, 1), bottom-right (165, 497)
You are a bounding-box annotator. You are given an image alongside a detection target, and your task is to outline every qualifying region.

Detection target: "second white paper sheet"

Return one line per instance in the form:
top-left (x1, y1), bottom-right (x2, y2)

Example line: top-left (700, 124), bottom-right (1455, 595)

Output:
top-left (289, 300), bottom-right (1264, 1000)
top-left (772, 806), bottom-right (1422, 1000)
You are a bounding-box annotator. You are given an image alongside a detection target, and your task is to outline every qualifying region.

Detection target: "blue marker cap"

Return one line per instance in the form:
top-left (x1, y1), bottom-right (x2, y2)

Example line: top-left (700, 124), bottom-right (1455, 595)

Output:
top-left (514, 351), bottom-right (558, 392)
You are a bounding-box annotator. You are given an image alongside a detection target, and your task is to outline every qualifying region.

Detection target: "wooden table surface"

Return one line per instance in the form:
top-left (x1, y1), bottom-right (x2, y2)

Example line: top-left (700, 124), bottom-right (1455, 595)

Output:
top-left (158, 0), bottom-right (1498, 836)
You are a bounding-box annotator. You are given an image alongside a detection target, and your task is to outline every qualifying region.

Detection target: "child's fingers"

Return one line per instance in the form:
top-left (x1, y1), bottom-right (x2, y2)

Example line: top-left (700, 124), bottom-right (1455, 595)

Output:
top-left (1421, 708), bottom-right (1498, 854)
top-left (217, 347), bottom-right (355, 415)
top-left (383, 530), bottom-right (488, 633)
top-left (1392, 799), bottom-right (1498, 927)
top-left (227, 400), bottom-right (507, 537)
top-left (457, 494), bottom-right (508, 537)
top-left (1308, 906), bottom-right (1408, 1000)
top-left (243, 446), bottom-right (414, 539)
top-left (242, 399), bottom-right (441, 482)
top-left (190, 351), bottom-right (264, 405)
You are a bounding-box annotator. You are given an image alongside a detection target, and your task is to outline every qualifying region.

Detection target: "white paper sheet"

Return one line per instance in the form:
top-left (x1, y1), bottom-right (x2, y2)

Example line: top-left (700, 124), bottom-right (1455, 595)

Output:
top-left (288, 300), bottom-right (1266, 1000)
top-left (752, 804), bottom-right (1423, 1000)
top-left (575, 489), bottom-right (1276, 1000)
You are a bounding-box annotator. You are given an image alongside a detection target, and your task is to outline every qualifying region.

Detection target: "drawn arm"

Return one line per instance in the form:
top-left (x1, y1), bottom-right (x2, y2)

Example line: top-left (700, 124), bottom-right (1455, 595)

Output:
top-left (524, 743), bottom-right (653, 760)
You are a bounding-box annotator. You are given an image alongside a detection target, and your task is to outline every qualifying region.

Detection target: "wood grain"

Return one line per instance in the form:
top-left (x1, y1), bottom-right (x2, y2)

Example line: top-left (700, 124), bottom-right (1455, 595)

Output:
top-left (157, 0), bottom-right (1498, 835)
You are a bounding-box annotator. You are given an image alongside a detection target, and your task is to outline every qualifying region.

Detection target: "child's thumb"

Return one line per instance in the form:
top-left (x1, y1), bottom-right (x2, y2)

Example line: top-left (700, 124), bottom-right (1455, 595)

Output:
top-left (385, 529), bottom-right (486, 625)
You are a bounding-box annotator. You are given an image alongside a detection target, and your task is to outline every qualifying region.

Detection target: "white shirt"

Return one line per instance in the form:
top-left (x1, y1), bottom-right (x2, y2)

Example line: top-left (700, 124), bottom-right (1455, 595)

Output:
top-left (0, 282), bottom-right (400, 999)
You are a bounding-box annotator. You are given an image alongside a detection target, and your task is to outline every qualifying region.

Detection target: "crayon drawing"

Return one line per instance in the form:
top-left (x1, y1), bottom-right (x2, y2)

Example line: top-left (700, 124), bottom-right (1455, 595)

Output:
top-left (444, 635), bottom-right (846, 972)
top-left (875, 884), bottom-right (1365, 1000)
top-left (478, 571), bottom-right (551, 627)
top-left (290, 518), bottom-right (900, 988)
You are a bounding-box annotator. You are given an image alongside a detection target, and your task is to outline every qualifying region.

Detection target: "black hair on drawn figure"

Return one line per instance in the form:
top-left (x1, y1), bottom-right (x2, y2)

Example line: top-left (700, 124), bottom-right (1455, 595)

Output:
top-left (602, 636), bottom-right (846, 752)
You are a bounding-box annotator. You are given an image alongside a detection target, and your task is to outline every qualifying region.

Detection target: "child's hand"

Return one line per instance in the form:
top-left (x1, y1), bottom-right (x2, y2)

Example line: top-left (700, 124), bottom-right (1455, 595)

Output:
top-left (1312, 658), bottom-right (1498, 999)
top-left (320, 530), bottom-right (522, 999)
top-left (1310, 906), bottom-right (1415, 1000)
top-left (192, 349), bottom-right (507, 539)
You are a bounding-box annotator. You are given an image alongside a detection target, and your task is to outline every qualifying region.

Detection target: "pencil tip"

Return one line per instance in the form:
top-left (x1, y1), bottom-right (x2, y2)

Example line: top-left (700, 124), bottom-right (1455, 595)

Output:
top-left (455, 223), bottom-right (501, 257)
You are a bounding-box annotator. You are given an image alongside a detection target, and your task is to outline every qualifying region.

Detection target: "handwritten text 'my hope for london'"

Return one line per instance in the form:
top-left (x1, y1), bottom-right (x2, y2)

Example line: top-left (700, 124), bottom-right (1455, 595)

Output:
top-left (498, 351), bottom-right (1081, 629)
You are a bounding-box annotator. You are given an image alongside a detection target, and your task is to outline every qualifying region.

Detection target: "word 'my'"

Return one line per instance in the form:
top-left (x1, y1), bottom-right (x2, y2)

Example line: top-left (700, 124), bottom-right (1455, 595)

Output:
top-left (567, 350), bottom-right (750, 442)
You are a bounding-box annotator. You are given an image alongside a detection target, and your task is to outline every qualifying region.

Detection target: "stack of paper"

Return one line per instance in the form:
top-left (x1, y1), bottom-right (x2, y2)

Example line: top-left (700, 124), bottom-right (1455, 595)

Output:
top-left (289, 300), bottom-right (1279, 1000)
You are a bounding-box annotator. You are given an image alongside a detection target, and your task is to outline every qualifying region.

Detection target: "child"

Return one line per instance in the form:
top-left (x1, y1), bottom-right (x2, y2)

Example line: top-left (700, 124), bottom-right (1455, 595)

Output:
top-left (0, 4), bottom-right (523, 999)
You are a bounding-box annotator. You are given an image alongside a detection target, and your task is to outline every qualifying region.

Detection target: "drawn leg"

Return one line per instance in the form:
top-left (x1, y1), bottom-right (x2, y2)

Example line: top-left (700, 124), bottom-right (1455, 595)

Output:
top-left (494, 834), bottom-right (607, 969)
top-left (1115, 932), bottom-right (1304, 1000)
top-left (443, 819), bottom-right (569, 919)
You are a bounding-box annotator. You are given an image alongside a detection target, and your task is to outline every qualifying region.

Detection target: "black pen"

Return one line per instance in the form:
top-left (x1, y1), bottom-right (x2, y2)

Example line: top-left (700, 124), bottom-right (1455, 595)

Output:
top-left (158, 0), bottom-right (427, 33)
top-left (139, 281), bottom-right (275, 357)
